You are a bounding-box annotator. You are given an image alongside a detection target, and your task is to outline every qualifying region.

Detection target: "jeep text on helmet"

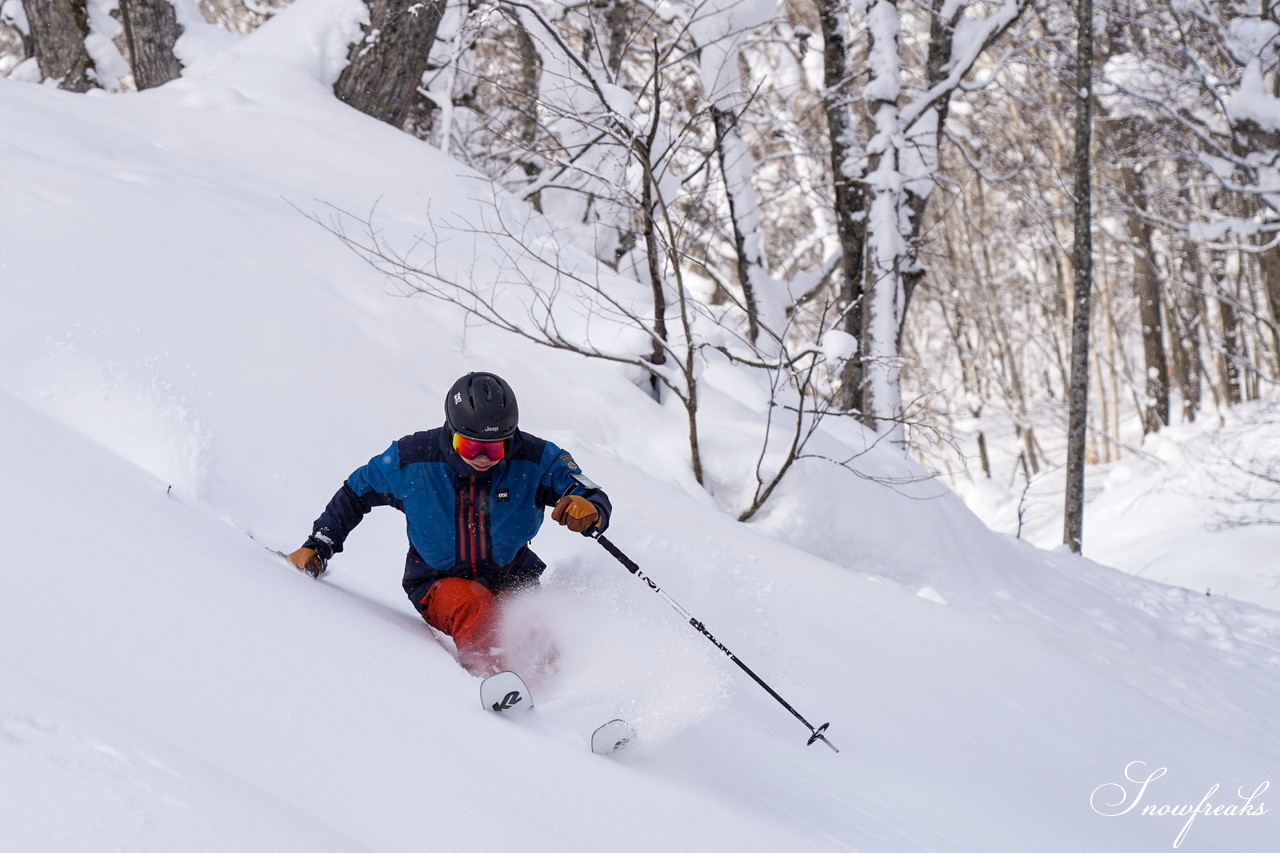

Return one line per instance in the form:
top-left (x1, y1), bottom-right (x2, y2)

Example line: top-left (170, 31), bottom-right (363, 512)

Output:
top-left (445, 372), bottom-right (519, 440)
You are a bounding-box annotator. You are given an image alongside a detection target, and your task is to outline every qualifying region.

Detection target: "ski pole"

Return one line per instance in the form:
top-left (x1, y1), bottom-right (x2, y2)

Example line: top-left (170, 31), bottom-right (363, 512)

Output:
top-left (591, 532), bottom-right (839, 754)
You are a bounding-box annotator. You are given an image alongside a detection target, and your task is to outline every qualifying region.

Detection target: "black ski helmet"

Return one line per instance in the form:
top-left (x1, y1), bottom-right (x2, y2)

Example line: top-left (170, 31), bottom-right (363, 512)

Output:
top-left (445, 372), bottom-right (519, 439)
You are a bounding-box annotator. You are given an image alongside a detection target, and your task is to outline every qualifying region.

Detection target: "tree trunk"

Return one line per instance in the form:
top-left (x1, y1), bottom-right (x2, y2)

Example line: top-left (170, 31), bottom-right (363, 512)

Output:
top-left (509, 14), bottom-right (542, 211)
top-left (898, 0), bottom-right (956, 326)
top-left (712, 102), bottom-right (769, 347)
top-left (2, 14), bottom-right (32, 64)
top-left (859, 0), bottom-right (905, 443)
top-left (1171, 180), bottom-right (1209, 421)
top-left (1255, 231), bottom-right (1280, 376)
top-left (119, 0), bottom-right (183, 90)
top-left (816, 0), bottom-right (868, 412)
top-left (1116, 121), bottom-right (1169, 434)
top-left (1166, 288), bottom-right (1201, 423)
top-left (600, 0), bottom-right (629, 80)
top-left (636, 128), bottom-right (668, 401)
top-left (335, 0), bottom-right (446, 130)
top-left (21, 0), bottom-right (97, 92)
top-left (1215, 261), bottom-right (1244, 406)
top-left (1063, 0), bottom-right (1093, 554)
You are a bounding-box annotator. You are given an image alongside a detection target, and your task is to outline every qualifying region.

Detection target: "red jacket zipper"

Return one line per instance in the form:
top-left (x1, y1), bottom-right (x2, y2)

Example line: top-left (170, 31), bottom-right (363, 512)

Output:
top-left (479, 487), bottom-right (489, 562)
top-left (468, 477), bottom-right (478, 579)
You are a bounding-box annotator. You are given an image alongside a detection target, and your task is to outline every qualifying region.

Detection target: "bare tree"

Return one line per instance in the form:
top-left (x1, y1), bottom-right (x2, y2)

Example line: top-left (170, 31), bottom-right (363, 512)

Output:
top-left (335, 0), bottom-right (447, 130)
top-left (1099, 0), bottom-right (1280, 388)
top-left (21, 0), bottom-right (97, 91)
top-left (119, 0), bottom-right (183, 89)
top-left (0, 8), bottom-right (32, 72)
top-left (304, 0), bottom-right (922, 518)
top-left (1064, 0), bottom-right (1095, 554)
top-left (1108, 116), bottom-right (1170, 434)
top-left (840, 0), bottom-right (1029, 443)
top-left (813, 0), bottom-right (868, 412)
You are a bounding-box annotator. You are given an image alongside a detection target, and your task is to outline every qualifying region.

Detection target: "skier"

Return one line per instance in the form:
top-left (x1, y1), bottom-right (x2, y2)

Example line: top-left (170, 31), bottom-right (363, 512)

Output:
top-left (287, 372), bottom-right (611, 676)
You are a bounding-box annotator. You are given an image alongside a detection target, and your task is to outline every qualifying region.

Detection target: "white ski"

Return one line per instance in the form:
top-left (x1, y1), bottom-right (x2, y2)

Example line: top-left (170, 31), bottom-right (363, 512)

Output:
top-left (480, 670), bottom-right (533, 714)
top-left (483, 672), bottom-right (632, 754)
top-left (590, 718), bottom-right (635, 756)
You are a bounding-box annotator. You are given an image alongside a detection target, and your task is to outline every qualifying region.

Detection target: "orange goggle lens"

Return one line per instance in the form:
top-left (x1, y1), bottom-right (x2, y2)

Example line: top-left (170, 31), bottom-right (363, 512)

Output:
top-left (452, 433), bottom-right (508, 462)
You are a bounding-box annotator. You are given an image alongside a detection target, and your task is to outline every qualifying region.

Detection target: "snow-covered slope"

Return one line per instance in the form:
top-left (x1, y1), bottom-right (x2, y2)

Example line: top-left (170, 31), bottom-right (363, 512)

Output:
top-left (2, 4), bottom-right (1277, 850)
top-left (956, 406), bottom-right (1280, 613)
top-left (0, 387), bottom-right (844, 851)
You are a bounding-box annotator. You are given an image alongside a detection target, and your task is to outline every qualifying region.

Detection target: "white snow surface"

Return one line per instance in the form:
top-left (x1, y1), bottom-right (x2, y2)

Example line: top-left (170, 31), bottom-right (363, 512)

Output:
top-left (953, 403), bottom-right (1280, 615)
top-left (1, 7), bottom-right (1277, 852)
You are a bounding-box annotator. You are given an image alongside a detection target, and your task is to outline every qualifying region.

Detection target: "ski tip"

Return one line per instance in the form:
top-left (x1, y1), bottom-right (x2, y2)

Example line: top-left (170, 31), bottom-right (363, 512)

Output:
top-left (590, 718), bottom-right (636, 756)
top-left (480, 670), bottom-right (534, 714)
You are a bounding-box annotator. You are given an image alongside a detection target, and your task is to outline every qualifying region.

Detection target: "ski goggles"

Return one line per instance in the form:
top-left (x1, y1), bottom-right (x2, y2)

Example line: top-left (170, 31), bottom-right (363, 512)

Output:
top-left (452, 432), bottom-right (508, 462)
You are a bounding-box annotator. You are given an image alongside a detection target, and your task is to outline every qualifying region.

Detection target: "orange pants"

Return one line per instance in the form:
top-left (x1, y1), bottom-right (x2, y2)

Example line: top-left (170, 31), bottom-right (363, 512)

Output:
top-left (419, 578), bottom-right (503, 676)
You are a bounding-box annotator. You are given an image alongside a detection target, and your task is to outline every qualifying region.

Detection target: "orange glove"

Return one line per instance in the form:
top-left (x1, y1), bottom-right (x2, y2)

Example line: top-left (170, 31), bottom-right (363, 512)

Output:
top-left (551, 495), bottom-right (599, 533)
top-left (287, 546), bottom-right (327, 579)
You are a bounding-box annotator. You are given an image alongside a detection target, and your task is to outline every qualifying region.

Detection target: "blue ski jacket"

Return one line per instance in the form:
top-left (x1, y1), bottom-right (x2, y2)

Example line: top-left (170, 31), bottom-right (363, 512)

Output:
top-left (303, 427), bottom-right (611, 600)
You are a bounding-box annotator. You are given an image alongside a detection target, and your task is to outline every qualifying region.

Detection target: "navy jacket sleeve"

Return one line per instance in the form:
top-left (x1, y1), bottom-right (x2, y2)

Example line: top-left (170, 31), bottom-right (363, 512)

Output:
top-left (304, 442), bottom-right (403, 559)
top-left (534, 445), bottom-right (612, 535)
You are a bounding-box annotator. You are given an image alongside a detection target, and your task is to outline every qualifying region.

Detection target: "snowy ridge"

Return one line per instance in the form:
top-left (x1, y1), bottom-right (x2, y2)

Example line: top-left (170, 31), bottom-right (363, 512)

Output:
top-left (1, 7), bottom-right (1277, 851)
